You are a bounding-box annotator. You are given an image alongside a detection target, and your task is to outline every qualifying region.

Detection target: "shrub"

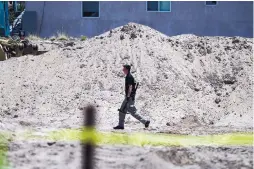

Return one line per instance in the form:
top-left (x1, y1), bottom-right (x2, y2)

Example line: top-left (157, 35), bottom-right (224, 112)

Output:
top-left (81, 35), bottom-right (87, 41)
top-left (27, 34), bottom-right (42, 40)
top-left (56, 32), bottom-right (69, 41)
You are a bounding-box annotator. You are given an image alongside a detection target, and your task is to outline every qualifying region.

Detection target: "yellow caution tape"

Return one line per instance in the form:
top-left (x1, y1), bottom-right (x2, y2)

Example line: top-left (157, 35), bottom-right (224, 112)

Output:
top-left (0, 133), bottom-right (10, 169)
top-left (13, 128), bottom-right (254, 146)
top-left (0, 129), bottom-right (253, 168)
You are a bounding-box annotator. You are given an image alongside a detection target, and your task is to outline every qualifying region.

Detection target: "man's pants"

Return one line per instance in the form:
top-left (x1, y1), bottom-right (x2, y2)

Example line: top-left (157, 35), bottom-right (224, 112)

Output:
top-left (118, 97), bottom-right (147, 127)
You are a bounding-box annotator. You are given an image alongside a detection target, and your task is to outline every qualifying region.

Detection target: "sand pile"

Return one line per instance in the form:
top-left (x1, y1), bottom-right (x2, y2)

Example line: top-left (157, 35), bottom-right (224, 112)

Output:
top-left (0, 22), bottom-right (253, 132)
top-left (0, 22), bottom-right (253, 169)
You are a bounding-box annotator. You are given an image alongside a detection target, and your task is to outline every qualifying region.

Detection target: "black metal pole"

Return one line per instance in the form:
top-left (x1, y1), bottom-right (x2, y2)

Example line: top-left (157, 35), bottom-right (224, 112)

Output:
top-left (82, 105), bottom-right (96, 169)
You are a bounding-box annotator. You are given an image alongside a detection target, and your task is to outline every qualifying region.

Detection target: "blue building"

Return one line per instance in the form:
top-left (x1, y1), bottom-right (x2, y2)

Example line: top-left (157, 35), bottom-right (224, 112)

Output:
top-left (24, 1), bottom-right (253, 38)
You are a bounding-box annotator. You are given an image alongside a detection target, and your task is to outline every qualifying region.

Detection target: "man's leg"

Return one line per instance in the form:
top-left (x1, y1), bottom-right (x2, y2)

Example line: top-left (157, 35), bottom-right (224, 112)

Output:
top-left (114, 98), bottom-right (127, 129)
top-left (127, 100), bottom-right (148, 125)
top-left (118, 111), bottom-right (126, 127)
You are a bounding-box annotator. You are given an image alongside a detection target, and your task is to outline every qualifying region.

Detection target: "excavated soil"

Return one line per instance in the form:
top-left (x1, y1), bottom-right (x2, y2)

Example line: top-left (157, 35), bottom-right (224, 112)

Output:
top-left (0, 23), bottom-right (253, 169)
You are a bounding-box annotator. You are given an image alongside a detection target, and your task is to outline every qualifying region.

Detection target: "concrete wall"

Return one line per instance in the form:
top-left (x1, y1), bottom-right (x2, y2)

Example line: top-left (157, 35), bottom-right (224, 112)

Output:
top-left (25, 1), bottom-right (253, 38)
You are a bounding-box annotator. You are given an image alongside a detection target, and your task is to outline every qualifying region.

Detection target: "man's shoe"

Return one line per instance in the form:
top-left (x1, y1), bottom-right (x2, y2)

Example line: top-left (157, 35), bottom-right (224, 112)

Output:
top-left (145, 120), bottom-right (150, 128)
top-left (113, 126), bottom-right (124, 130)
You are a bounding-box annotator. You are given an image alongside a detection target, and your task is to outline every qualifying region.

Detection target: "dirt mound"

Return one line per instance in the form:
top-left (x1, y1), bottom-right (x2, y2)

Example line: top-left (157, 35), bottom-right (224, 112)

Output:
top-left (0, 21), bottom-right (253, 169)
top-left (0, 22), bottom-right (252, 132)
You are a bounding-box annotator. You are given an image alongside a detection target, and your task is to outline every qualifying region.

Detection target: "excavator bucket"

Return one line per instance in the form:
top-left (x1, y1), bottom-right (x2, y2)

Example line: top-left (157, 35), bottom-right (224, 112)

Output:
top-left (21, 39), bottom-right (38, 55)
top-left (0, 37), bottom-right (47, 61)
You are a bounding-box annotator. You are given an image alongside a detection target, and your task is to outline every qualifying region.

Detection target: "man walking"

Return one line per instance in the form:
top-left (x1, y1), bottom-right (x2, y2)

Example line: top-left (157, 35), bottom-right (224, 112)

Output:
top-left (113, 65), bottom-right (150, 130)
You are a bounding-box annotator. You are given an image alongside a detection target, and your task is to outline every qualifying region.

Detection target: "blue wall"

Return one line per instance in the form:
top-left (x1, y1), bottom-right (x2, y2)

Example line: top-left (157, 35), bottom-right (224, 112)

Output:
top-left (25, 1), bottom-right (253, 38)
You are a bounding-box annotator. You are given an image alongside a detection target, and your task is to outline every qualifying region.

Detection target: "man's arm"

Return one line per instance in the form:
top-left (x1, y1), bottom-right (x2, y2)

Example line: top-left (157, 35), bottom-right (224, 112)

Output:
top-left (127, 85), bottom-right (132, 98)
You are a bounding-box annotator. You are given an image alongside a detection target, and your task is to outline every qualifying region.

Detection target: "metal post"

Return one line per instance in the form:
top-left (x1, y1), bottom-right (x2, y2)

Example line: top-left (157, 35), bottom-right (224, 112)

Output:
top-left (82, 105), bottom-right (96, 169)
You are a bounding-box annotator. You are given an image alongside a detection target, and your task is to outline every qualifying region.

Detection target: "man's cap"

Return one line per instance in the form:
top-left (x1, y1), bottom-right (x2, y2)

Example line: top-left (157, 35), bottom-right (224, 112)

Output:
top-left (123, 64), bottom-right (131, 71)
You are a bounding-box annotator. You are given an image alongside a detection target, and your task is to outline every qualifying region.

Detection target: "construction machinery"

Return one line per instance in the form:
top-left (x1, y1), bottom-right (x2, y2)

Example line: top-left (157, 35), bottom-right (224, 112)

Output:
top-left (0, 1), bottom-right (44, 61)
top-left (0, 37), bottom-right (39, 61)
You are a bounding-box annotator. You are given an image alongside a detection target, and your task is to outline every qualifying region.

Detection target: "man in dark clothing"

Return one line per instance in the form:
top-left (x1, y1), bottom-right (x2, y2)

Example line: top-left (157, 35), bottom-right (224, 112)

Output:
top-left (113, 65), bottom-right (150, 130)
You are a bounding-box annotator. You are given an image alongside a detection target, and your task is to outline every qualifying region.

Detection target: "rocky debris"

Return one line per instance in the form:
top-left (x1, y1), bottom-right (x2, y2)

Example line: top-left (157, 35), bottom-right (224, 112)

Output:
top-left (215, 98), bottom-right (221, 104)
top-left (198, 47), bottom-right (207, 56)
top-left (19, 121), bottom-right (31, 126)
top-left (209, 121), bottom-right (214, 125)
top-left (223, 74), bottom-right (237, 84)
top-left (205, 73), bottom-right (223, 88)
top-left (63, 47), bottom-right (71, 51)
top-left (177, 115), bottom-right (202, 126)
top-left (167, 38), bottom-right (173, 42)
top-left (215, 56), bottom-right (221, 62)
top-left (47, 142), bottom-right (56, 146)
top-left (206, 46), bottom-right (212, 54)
top-left (80, 64), bottom-right (85, 69)
top-left (194, 87), bottom-right (200, 92)
top-left (130, 32), bottom-right (137, 39)
top-left (120, 34), bottom-right (125, 40)
top-left (224, 46), bottom-right (231, 51)
top-left (166, 122), bottom-right (175, 126)
top-left (76, 46), bottom-right (83, 49)
top-left (216, 92), bottom-right (222, 96)
top-left (184, 52), bottom-right (194, 63)
top-left (120, 24), bottom-right (134, 33)
top-left (232, 38), bottom-right (240, 44)
top-left (64, 41), bottom-right (75, 47)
